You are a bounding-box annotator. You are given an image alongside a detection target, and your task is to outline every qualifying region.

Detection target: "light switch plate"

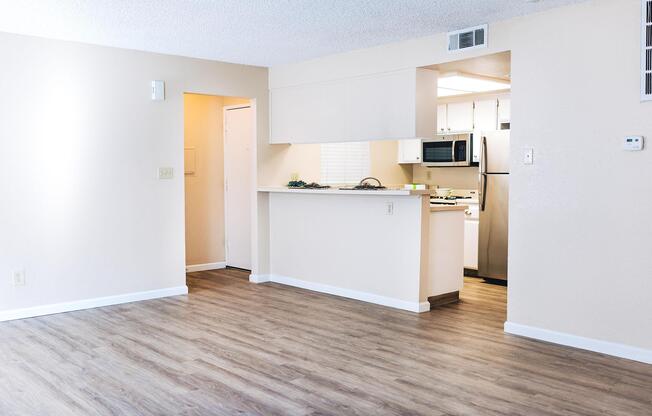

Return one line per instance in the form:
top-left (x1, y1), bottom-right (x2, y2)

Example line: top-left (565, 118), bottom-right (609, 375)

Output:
top-left (12, 269), bottom-right (26, 286)
top-left (158, 167), bottom-right (174, 180)
top-left (523, 148), bottom-right (534, 165)
top-left (151, 80), bottom-right (165, 101)
top-left (623, 136), bottom-right (644, 151)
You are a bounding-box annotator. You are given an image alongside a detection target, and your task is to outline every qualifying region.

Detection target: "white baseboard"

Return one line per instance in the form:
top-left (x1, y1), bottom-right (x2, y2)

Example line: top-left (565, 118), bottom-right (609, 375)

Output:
top-left (504, 321), bottom-right (652, 365)
top-left (251, 273), bottom-right (428, 313)
top-left (0, 286), bottom-right (189, 323)
top-left (249, 274), bottom-right (272, 283)
top-left (185, 262), bottom-right (226, 272)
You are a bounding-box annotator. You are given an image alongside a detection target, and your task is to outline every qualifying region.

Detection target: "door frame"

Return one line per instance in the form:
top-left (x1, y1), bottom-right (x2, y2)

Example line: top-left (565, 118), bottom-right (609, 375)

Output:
top-left (223, 104), bottom-right (254, 269)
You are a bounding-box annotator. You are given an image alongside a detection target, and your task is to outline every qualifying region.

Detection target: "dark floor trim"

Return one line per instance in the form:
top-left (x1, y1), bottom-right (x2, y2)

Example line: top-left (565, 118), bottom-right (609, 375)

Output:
top-left (428, 291), bottom-right (460, 309)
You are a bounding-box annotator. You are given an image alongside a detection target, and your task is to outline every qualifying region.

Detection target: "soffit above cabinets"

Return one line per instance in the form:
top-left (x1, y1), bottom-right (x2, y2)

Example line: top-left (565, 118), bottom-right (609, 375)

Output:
top-left (270, 68), bottom-right (438, 144)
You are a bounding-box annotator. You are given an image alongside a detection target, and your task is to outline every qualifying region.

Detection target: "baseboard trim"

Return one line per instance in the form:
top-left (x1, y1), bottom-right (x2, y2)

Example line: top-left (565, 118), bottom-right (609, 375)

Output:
top-left (185, 262), bottom-right (226, 272)
top-left (504, 321), bottom-right (652, 365)
top-left (428, 291), bottom-right (460, 308)
top-left (251, 273), bottom-right (428, 313)
top-left (0, 286), bottom-right (189, 323)
top-left (249, 274), bottom-right (272, 283)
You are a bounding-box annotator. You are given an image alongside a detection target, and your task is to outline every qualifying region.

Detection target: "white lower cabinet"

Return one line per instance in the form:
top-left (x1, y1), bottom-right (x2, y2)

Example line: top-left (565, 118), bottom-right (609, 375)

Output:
top-left (463, 202), bottom-right (479, 270)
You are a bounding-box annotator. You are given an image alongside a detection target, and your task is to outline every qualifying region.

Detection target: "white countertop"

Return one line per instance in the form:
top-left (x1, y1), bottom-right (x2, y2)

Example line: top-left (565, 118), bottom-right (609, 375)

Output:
top-left (430, 204), bottom-right (468, 212)
top-left (258, 186), bottom-right (433, 196)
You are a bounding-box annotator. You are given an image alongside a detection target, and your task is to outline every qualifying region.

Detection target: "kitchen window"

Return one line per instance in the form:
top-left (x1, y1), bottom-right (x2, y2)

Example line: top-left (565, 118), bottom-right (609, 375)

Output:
top-left (320, 141), bottom-right (370, 185)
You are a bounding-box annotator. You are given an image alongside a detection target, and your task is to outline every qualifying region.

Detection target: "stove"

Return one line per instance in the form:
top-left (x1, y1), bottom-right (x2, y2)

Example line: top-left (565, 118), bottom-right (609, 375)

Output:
top-left (430, 189), bottom-right (479, 207)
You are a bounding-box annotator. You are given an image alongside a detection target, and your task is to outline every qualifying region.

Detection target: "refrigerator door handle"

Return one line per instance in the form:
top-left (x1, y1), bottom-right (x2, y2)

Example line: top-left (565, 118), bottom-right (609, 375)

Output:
top-left (480, 173), bottom-right (488, 211)
top-left (481, 136), bottom-right (488, 174)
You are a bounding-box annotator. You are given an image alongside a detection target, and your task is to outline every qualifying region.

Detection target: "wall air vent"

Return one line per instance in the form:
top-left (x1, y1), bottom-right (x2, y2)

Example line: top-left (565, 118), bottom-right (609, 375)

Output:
top-left (643, 0), bottom-right (652, 101)
top-left (448, 24), bottom-right (487, 52)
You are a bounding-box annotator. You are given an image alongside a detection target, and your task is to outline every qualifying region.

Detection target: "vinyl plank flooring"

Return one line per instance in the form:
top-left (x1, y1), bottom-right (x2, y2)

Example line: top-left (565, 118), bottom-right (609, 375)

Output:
top-left (0, 270), bottom-right (651, 415)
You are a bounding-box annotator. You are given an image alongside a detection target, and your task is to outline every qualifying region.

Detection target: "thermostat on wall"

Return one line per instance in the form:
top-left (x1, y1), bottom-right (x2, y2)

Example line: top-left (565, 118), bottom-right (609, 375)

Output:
top-left (623, 136), bottom-right (644, 151)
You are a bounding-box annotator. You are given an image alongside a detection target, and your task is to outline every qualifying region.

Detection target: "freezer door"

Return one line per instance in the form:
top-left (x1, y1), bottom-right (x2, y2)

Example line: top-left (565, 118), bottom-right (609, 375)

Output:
top-left (478, 174), bottom-right (509, 280)
top-left (480, 131), bottom-right (510, 174)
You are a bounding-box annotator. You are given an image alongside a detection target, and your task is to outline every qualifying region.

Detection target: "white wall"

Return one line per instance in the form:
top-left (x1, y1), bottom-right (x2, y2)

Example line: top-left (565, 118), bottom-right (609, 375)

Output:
top-left (0, 31), bottom-right (267, 317)
top-left (268, 192), bottom-right (424, 305)
top-left (268, 0), bottom-right (652, 356)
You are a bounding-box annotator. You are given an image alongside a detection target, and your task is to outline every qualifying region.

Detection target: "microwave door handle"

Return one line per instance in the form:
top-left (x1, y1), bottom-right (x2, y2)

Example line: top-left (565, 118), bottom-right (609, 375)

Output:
top-left (451, 140), bottom-right (456, 163)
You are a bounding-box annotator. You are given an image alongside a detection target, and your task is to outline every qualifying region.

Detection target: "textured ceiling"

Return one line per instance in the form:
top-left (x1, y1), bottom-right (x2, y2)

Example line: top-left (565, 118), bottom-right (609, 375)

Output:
top-left (0, 0), bottom-right (585, 67)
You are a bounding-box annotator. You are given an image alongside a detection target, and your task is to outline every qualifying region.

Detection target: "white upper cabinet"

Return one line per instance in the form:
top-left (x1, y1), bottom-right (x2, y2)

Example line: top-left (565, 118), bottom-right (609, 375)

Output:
top-left (473, 99), bottom-right (498, 131)
top-left (497, 97), bottom-right (511, 122)
top-left (437, 104), bottom-right (447, 134)
top-left (270, 68), bottom-right (438, 144)
top-left (444, 102), bottom-right (474, 132)
top-left (398, 139), bottom-right (422, 164)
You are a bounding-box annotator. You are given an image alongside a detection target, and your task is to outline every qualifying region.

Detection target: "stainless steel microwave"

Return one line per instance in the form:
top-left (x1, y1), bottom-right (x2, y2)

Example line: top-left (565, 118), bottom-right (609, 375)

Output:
top-left (422, 133), bottom-right (476, 167)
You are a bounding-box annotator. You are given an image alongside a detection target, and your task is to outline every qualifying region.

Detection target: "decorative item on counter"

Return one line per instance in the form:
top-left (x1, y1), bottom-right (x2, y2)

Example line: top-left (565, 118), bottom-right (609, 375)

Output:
top-left (404, 184), bottom-right (426, 190)
top-left (287, 179), bottom-right (331, 189)
top-left (287, 180), bottom-right (307, 188)
top-left (303, 182), bottom-right (331, 189)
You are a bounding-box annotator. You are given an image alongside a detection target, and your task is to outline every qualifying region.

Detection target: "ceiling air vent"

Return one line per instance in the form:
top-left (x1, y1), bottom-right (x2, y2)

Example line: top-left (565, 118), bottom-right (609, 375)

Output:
top-left (448, 24), bottom-right (487, 52)
top-left (643, 0), bottom-right (652, 100)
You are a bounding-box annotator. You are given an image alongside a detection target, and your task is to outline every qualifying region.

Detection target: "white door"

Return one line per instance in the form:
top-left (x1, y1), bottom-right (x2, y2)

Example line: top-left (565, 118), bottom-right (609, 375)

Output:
top-left (225, 106), bottom-right (253, 270)
top-left (445, 102), bottom-right (474, 132)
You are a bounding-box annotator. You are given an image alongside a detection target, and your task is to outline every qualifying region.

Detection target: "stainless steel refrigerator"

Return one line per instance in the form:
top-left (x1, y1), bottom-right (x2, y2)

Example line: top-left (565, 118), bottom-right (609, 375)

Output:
top-left (478, 131), bottom-right (510, 281)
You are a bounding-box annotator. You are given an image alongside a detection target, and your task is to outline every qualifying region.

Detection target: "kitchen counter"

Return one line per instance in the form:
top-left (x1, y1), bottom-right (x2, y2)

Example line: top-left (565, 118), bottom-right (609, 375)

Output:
top-left (258, 186), bottom-right (433, 196)
top-left (430, 205), bottom-right (468, 213)
top-left (251, 188), bottom-right (464, 313)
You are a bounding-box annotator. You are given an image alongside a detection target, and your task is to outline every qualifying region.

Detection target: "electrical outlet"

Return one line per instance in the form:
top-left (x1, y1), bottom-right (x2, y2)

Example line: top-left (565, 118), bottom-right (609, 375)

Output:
top-left (426, 171), bottom-right (432, 180)
top-left (158, 167), bottom-right (174, 180)
top-left (12, 270), bottom-right (26, 287)
top-left (386, 202), bottom-right (394, 215)
top-left (523, 148), bottom-right (534, 165)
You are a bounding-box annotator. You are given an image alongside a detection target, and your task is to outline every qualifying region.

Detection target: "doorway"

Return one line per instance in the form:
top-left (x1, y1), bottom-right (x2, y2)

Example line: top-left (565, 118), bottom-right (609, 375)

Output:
top-left (183, 94), bottom-right (254, 274)
top-left (418, 51), bottom-right (511, 316)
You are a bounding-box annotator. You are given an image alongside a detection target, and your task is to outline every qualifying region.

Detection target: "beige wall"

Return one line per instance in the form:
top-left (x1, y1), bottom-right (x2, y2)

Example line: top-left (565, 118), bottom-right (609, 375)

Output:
top-left (268, 0), bottom-right (652, 355)
top-left (412, 166), bottom-right (479, 190)
top-left (0, 31), bottom-right (267, 315)
top-left (370, 141), bottom-right (413, 186)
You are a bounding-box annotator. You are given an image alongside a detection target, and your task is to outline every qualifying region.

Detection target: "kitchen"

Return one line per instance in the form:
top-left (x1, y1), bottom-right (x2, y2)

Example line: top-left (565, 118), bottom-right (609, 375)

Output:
top-left (256, 51), bottom-right (512, 311)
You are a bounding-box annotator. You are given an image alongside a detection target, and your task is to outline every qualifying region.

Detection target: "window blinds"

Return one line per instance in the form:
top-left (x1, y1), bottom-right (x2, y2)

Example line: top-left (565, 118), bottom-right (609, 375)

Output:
top-left (320, 142), bottom-right (370, 185)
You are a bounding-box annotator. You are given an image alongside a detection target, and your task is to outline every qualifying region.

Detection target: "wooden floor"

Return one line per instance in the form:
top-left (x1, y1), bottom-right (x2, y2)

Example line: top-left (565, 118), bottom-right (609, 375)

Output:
top-left (1, 269), bottom-right (651, 415)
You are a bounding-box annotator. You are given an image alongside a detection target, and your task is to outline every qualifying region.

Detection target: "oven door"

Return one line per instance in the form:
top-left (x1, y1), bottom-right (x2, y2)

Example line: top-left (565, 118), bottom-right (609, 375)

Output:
top-left (423, 139), bottom-right (471, 167)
